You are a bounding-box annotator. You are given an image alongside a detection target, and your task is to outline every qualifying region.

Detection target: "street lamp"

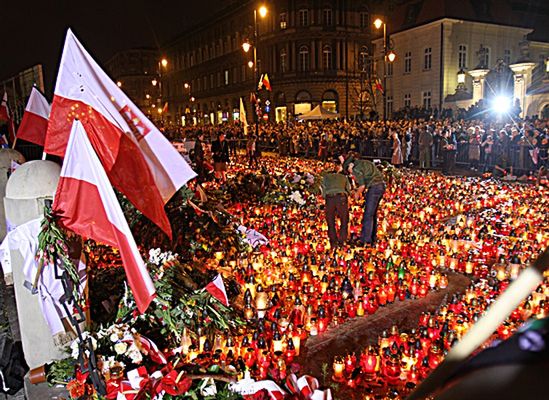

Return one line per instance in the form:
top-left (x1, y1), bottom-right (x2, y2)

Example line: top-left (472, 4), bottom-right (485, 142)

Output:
top-left (242, 4), bottom-right (268, 136)
top-left (183, 83), bottom-right (195, 125)
top-left (116, 81), bottom-right (122, 87)
top-left (374, 18), bottom-right (396, 121)
top-left (153, 58), bottom-right (168, 123)
top-left (457, 68), bottom-right (466, 85)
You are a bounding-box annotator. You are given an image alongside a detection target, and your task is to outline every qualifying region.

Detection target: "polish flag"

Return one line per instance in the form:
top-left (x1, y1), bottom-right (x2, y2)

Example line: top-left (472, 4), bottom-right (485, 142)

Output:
top-left (53, 120), bottom-right (155, 313)
top-left (16, 87), bottom-right (50, 146)
top-left (0, 92), bottom-right (15, 144)
top-left (45, 29), bottom-right (196, 237)
top-left (204, 274), bottom-right (229, 306)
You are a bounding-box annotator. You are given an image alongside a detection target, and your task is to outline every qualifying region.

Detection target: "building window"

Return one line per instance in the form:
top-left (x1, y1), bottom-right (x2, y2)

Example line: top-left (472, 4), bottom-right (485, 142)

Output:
top-left (299, 45), bottom-right (310, 71)
top-left (387, 96), bottom-right (393, 116)
top-left (404, 51), bottom-right (412, 73)
top-left (424, 47), bottom-right (432, 70)
top-left (210, 74), bottom-right (214, 89)
top-left (404, 93), bottom-right (411, 108)
top-left (323, 45), bottom-right (332, 70)
top-left (203, 76), bottom-right (207, 91)
top-left (360, 12), bottom-right (368, 28)
top-left (224, 70), bottom-right (229, 85)
top-left (422, 91), bottom-right (431, 108)
top-left (299, 9), bottom-right (309, 27)
top-left (323, 9), bottom-right (333, 26)
top-left (458, 44), bottom-right (467, 69)
top-left (280, 12), bottom-right (287, 29)
top-left (504, 49), bottom-right (511, 65)
top-left (481, 47), bottom-right (491, 68)
top-left (359, 46), bottom-right (369, 71)
top-left (387, 62), bottom-right (393, 76)
top-left (280, 49), bottom-right (287, 73)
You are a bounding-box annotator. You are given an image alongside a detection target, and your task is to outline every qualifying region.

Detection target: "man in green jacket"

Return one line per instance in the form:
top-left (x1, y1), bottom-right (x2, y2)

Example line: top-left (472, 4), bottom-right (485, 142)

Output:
top-left (321, 162), bottom-right (351, 248)
top-left (341, 154), bottom-right (385, 246)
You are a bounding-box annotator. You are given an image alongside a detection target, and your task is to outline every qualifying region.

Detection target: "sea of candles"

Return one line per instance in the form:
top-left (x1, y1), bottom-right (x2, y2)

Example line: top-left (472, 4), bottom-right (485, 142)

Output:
top-left (177, 157), bottom-right (548, 398)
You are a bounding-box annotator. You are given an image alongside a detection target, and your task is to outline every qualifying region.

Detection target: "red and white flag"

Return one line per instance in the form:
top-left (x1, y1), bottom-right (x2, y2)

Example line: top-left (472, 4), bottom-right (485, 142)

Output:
top-left (204, 274), bottom-right (229, 306)
top-left (45, 29), bottom-right (196, 237)
top-left (16, 87), bottom-right (50, 146)
top-left (0, 92), bottom-right (15, 144)
top-left (53, 120), bottom-right (155, 313)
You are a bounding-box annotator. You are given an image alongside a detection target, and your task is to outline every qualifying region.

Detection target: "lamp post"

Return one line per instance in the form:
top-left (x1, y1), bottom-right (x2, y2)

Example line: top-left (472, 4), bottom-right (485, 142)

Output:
top-left (152, 58), bottom-right (168, 123)
top-left (243, 5), bottom-right (267, 137)
top-left (184, 83), bottom-right (196, 126)
top-left (374, 18), bottom-right (395, 121)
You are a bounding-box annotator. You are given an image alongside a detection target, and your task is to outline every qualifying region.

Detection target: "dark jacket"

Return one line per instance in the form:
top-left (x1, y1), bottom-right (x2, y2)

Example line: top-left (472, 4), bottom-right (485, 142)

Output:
top-left (211, 139), bottom-right (230, 163)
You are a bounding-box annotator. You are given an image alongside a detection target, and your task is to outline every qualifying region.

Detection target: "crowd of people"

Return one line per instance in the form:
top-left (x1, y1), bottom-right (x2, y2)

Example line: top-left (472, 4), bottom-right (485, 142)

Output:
top-left (171, 109), bottom-right (548, 252)
top-left (170, 112), bottom-right (548, 180)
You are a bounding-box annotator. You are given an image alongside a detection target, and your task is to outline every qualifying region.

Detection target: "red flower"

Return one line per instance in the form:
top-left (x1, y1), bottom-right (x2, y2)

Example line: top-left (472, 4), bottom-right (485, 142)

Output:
top-left (160, 370), bottom-right (192, 396)
top-left (67, 379), bottom-right (86, 399)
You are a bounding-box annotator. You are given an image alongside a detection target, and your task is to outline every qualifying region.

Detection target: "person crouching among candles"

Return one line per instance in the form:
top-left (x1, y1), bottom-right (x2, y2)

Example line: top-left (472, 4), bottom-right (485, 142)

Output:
top-left (341, 153), bottom-right (385, 247)
top-left (321, 159), bottom-right (351, 248)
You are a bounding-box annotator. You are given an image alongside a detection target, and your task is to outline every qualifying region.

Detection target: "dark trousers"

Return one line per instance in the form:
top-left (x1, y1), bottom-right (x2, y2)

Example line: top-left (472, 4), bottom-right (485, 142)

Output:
top-left (325, 194), bottom-right (349, 246)
top-left (361, 183), bottom-right (385, 244)
top-left (443, 151), bottom-right (456, 175)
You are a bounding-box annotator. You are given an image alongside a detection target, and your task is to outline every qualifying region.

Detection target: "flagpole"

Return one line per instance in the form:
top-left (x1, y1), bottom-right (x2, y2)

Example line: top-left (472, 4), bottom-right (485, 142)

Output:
top-left (11, 137), bottom-right (17, 150)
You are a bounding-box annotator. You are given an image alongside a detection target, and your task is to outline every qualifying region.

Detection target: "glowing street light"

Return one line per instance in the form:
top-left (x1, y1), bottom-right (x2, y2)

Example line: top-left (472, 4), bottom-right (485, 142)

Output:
top-left (151, 78), bottom-right (158, 86)
top-left (116, 81), bottom-right (122, 87)
top-left (242, 41), bottom-right (252, 53)
top-left (161, 58), bottom-right (168, 68)
top-left (258, 5), bottom-right (268, 18)
top-left (373, 17), bottom-right (394, 120)
top-left (373, 18), bottom-right (383, 30)
top-left (248, 60), bottom-right (254, 69)
top-left (492, 96), bottom-right (512, 114)
top-left (457, 68), bottom-right (466, 85)
top-left (184, 82), bottom-right (190, 89)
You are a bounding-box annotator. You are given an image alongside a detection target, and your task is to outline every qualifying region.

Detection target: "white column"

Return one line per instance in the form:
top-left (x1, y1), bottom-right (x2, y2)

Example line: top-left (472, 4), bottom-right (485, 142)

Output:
top-left (509, 62), bottom-right (537, 118)
top-left (468, 69), bottom-right (490, 104)
top-left (4, 160), bottom-right (69, 369)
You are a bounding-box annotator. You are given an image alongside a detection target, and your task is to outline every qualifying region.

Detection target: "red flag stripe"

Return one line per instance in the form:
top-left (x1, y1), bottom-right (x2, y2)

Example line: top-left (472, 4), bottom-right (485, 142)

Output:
top-left (16, 110), bottom-right (49, 146)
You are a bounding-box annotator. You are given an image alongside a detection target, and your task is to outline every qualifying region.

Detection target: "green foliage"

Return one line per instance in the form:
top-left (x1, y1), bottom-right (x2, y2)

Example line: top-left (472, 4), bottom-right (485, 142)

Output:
top-left (46, 358), bottom-right (77, 386)
top-left (117, 259), bottom-right (246, 347)
top-left (37, 205), bottom-right (84, 308)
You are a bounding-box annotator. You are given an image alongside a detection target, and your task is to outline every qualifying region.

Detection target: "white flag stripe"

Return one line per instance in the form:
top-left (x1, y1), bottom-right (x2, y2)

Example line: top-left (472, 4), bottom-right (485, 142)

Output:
top-left (25, 87), bottom-right (50, 119)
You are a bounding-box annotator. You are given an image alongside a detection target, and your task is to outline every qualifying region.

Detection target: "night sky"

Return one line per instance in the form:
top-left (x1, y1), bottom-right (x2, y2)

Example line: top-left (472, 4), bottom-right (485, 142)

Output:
top-left (0, 0), bottom-right (227, 94)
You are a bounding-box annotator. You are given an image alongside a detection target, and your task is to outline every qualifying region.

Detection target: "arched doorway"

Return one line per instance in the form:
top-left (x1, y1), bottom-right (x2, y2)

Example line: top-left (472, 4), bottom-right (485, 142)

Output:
top-left (295, 90), bottom-right (312, 116)
top-left (542, 104), bottom-right (549, 119)
top-left (274, 92), bottom-right (287, 123)
top-left (322, 90), bottom-right (339, 113)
